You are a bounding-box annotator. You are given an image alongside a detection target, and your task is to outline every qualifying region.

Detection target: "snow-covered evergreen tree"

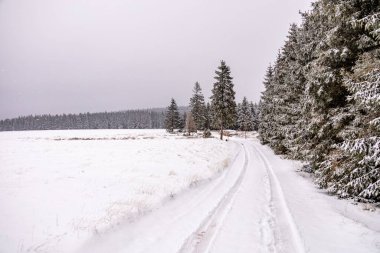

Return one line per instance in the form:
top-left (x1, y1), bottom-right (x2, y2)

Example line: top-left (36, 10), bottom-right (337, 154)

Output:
top-left (210, 60), bottom-right (237, 140)
top-left (276, 24), bottom-right (307, 158)
top-left (164, 98), bottom-right (181, 133)
top-left (329, 52), bottom-right (380, 201)
top-left (204, 102), bottom-right (212, 130)
top-left (237, 97), bottom-right (253, 138)
top-left (268, 52), bottom-right (291, 154)
top-left (258, 0), bottom-right (380, 202)
top-left (189, 82), bottom-right (206, 131)
top-left (258, 65), bottom-right (275, 144)
top-left (180, 111), bottom-right (187, 132)
top-left (339, 53), bottom-right (379, 200)
top-left (313, 0), bottom-right (380, 200)
top-left (250, 102), bottom-right (259, 131)
top-left (260, 23), bottom-right (308, 158)
top-left (185, 111), bottom-right (197, 136)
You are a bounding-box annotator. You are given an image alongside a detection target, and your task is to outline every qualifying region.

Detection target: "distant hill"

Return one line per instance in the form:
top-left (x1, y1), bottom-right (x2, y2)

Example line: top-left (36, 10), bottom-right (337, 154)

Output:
top-left (0, 106), bottom-right (189, 131)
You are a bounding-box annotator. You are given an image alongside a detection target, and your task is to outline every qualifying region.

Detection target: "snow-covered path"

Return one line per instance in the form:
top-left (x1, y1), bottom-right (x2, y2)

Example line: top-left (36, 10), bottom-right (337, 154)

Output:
top-left (80, 138), bottom-right (380, 253)
top-left (195, 140), bottom-right (305, 253)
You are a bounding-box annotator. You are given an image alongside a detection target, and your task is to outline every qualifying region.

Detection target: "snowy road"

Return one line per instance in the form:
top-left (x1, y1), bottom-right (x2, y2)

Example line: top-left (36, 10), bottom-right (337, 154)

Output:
top-left (80, 138), bottom-right (380, 253)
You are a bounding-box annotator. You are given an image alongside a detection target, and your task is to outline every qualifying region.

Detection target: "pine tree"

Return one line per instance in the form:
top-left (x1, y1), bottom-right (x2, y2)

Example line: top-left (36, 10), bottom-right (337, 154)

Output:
top-left (258, 0), bottom-right (380, 201)
top-left (268, 52), bottom-right (290, 154)
top-left (210, 60), bottom-right (237, 140)
top-left (180, 111), bottom-right (187, 132)
top-left (204, 102), bottom-right (212, 130)
top-left (189, 82), bottom-right (206, 131)
top-left (302, 0), bottom-right (365, 168)
top-left (185, 111), bottom-right (197, 136)
top-left (250, 102), bottom-right (259, 131)
top-left (237, 97), bottom-right (254, 138)
top-left (258, 65), bottom-right (275, 144)
top-left (164, 98), bottom-right (181, 133)
top-left (324, 52), bottom-right (380, 201)
top-left (314, 0), bottom-right (380, 200)
top-left (277, 24), bottom-right (307, 158)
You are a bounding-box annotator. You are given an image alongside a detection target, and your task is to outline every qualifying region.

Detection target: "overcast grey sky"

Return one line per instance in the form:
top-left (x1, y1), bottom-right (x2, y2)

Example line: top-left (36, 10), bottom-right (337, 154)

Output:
top-left (0, 0), bottom-right (312, 119)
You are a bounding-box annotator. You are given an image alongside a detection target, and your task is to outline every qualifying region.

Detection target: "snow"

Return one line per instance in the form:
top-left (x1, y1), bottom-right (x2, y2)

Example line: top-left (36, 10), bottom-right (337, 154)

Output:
top-left (0, 130), bottom-right (239, 253)
top-left (1, 130), bottom-right (379, 253)
top-left (255, 141), bottom-right (380, 253)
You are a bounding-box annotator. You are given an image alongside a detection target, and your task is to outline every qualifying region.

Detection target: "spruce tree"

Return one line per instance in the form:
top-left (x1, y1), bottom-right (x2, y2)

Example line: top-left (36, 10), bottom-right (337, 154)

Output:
top-left (180, 111), bottom-right (187, 132)
top-left (189, 82), bottom-right (206, 131)
top-left (164, 98), bottom-right (181, 133)
top-left (269, 52), bottom-right (290, 154)
top-left (314, 1), bottom-right (380, 200)
top-left (237, 97), bottom-right (254, 138)
top-left (258, 65), bottom-right (275, 144)
top-left (337, 52), bottom-right (380, 201)
top-left (204, 102), bottom-right (212, 130)
top-left (277, 24), bottom-right (307, 158)
top-left (210, 60), bottom-right (237, 140)
top-left (257, 0), bottom-right (380, 201)
top-left (250, 102), bottom-right (259, 131)
top-left (185, 112), bottom-right (197, 136)
top-left (304, 1), bottom-right (350, 169)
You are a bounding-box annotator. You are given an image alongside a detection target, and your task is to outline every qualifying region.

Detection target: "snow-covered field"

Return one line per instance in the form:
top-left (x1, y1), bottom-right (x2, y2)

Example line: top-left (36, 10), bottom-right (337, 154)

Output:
top-left (1, 129), bottom-right (379, 253)
top-left (0, 130), bottom-right (239, 253)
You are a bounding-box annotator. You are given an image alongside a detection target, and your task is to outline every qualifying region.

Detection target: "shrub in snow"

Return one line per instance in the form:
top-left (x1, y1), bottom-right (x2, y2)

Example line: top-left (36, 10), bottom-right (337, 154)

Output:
top-left (203, 129), bottom-right (212, 138)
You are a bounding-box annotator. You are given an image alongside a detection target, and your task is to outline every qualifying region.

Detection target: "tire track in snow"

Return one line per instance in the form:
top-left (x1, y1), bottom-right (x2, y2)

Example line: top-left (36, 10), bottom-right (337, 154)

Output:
top-left (178, 143), bottom-right (249, 253)
top-left (258, 157), bottom-right (277, 253)
top-left (80, 143), bottom-right (246, 253)
top-left (253, 143), bottom-right (305, 253)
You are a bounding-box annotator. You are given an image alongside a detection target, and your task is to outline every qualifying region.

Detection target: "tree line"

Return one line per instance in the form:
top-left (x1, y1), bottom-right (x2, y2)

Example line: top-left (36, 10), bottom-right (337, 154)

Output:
top-left (259, 0), bottom-right (379, 202)
top-left (164, 60), bottom-right (259, 139)
top-left (0, 109), bottom-right (173, 131)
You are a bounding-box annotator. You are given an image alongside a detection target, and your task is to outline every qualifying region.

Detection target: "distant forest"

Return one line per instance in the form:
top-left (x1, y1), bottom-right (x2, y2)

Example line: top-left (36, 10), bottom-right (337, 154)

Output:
top-left (0, 107), bottom-right (187, 131)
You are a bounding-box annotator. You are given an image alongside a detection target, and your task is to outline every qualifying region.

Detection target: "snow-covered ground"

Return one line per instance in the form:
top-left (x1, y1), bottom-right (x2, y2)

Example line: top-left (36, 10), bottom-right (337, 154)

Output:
top-left (1, 130), bottom-right (379, 253)
top-left (79, 137), bottom-right (380, 253)
top-left (0, 130), bottom-right (239, 252)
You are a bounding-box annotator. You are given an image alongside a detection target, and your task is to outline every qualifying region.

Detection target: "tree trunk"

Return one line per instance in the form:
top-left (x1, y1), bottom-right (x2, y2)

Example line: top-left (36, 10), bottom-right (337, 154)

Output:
top-left (220, 123), bottom-right (223, 140)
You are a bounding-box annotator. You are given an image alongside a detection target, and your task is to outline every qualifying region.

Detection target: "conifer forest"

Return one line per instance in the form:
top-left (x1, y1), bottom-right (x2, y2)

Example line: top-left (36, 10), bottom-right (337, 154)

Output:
top-left (259, 0), bottom-right (379, 202)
